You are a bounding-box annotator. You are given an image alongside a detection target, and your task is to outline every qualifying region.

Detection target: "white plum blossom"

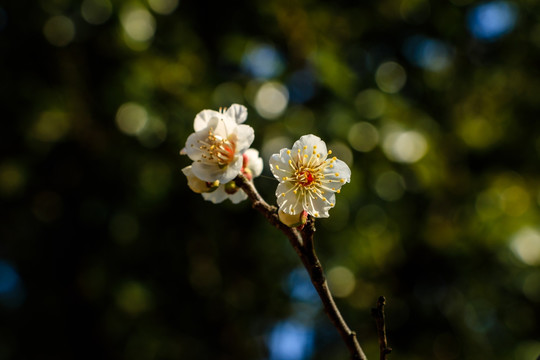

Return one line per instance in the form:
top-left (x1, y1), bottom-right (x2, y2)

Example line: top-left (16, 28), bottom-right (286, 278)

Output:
top-left (269, 134), bottom-right (351, 218)
top-left (183, 104), bottom-right (254, 184)
top-left (202, 148), bottom-right (264, 204)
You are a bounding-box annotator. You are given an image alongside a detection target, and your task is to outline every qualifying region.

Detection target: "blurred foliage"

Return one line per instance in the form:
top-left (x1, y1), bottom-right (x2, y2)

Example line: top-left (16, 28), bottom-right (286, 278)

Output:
top-left (2, 0), bottom-right (540, 359)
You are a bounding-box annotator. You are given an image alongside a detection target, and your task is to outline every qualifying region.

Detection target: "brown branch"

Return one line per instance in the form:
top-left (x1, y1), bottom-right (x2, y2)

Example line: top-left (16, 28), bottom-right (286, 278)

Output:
top-left (235, 174), bottom-right (367, 360)
top-left (371, 296), bottom-right (392, 360)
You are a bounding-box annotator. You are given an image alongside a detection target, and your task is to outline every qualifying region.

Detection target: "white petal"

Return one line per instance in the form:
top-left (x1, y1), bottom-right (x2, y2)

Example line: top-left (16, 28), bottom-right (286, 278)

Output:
top-left (269, 148), bottom-right (293, 181)
top-left (225, 104), bottom-right (248, 124)
top-left (202, 186), bottom-right (229, 203)
top-left (245, 148), bottom-right (263, 177)
top-left (292, 134), bottom-right (328, 159)
top-left (194, 110), bottom-right (220, 131)
top-left (323, 158), bottom-right (351, 190)
top-left (276, 182), bottom-right (303, 215)
top-left (306, 191), bottom-right (335, 218)
top-left (184, 131), bottom-right (206, 161)
top-left (229, 189), bottom-right (248, 204)
top-left (191, 156), bottom-right (242, 183)
top-left (182, 165), bottom-right (209, 193)
top-left (233, 124), bottom-right (255, 153)
top-left (206, 115), bottom-right (237, 139)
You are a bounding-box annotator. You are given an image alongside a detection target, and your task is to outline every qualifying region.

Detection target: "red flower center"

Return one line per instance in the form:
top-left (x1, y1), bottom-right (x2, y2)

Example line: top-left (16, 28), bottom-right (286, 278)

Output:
top-left (299, 171), bottom-right (315, 186)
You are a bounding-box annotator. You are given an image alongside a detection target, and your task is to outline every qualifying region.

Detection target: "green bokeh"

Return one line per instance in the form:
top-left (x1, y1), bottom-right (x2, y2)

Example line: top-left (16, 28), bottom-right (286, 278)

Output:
top-left (1, 0), bottom-right (540, 359)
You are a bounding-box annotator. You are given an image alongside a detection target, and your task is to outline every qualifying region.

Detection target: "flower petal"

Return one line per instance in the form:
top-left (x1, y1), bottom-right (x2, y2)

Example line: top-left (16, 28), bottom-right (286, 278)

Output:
top-left (306, 191), bottom-right (335, 218)
top-left (292, 134), bottom-right (328, 159)
top-left (184, 131), bottom-right (206, 161)
top-left (322, 158), bottom-right (351, 191)
top-left (225, 104), bottom-right (248, 124)
top-left (229, 189), bottom-right (248, 204)
top-left (182, 165), bottom-right (210, 193)
top-left (269, 148), bottom-right (293, 181)
top-left (191, 156), bottom-right (243, 183)
top-left (234, 124), bottom-right (255, 153)
top-left (202, 186), bottom-right (229, 203)
top-left (244, 148), bottom-right (263, 177)
top-left (276, 182), bottom-right (303, 215)
top-left (194, 110), bottom-right (220, 131)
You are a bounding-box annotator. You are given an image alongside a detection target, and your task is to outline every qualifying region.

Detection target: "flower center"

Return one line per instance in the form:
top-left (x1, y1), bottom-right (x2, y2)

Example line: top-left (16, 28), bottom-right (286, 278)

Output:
top-left (199, 130), bottom-right (236, 166)
top-left (297, 170), bottom-right (316, 187)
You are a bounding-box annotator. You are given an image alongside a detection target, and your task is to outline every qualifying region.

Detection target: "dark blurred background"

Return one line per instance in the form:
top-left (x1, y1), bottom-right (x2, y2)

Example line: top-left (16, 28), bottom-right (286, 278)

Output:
top-left (2, 0), bottom-right (540, 359)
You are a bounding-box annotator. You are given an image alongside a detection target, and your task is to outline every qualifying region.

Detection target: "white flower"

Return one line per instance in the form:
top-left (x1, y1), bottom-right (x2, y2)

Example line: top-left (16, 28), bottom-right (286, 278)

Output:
top-left (269, 134), bottom-right (351, 218)
top-left (183, 104), bottom-right (254, 184)
top-left (201, 148), bottom-right (264, 204)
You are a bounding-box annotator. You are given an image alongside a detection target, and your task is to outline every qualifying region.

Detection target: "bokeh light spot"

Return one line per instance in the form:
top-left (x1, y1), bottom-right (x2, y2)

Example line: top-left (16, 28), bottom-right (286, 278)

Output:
top-left (81, 0), bottom-right (112, 25)
top-left (510, 227), bottom-right (540, 266)
top-left (242, 44), bottom-right (284, 79)
top-left (0, 163), bottom-right (26, 197)
top-left (115, 102), bottom-right (148, 135)
top-left (383, 130), bottom-right (428, 163)
top-left (31, 110), bottom-right (70, 142)
top-left (403, 35), bottom-right (454, 71)
top-left (328, 141), bottom-right (354, 167)
top-left (375, 61), bottom-right (407, 94)
top-left (348, 122), bottom-right (379, 152)
top-left (514, 341), bottom-right (540, 360)
top-left (147, 0), bottom-right (178, 15)
top-left (261, 136), bottom-right (293, 167)
top-left (286, 268), bottom-right (318, 303)
top-left (327, 266), bottom-right (355, 298)
top-left (0, 260), bottom-right (25, 308)
top-left (268, 320), bottom-right (314, 360)
top-left (120, 5), bottom-right (155, 43)
top-left (254, 82), bottom-right (289, 120)
top-left (43, 15), bottom-right (75, 47)
top-left (375, 171), bottom-right (406, 201)
top-left (467, 1), bottom-right (518, 41)
top-left (456, 117), bottom-right (500, 149)
top-left (500, 185), bottom-right (530, 217)
top-left (115, 281), bottom-right (151, 316)
top-left (522, 271), bottom-right (540, 302)
top-left (355, 89), bottom-right (387, 119)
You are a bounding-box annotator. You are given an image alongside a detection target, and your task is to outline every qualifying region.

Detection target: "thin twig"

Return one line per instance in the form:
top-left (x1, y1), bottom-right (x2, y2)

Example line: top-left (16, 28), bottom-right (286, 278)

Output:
top-left (371, 296), bottom-right (392, 360)
top-left (236, 174), bottom-right (367, 360)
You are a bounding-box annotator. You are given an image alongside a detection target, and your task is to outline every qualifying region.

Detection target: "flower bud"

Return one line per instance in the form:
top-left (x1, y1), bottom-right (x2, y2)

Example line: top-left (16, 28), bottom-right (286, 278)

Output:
top-left (279, 210), bottom-right (308, 228)
top-left (224, 181), bottom-right (239, 194)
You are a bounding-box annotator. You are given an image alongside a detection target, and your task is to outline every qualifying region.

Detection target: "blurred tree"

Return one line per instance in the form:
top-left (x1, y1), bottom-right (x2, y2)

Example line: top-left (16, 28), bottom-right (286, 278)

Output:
top-left (1, 0), bottom-right (540, 359)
